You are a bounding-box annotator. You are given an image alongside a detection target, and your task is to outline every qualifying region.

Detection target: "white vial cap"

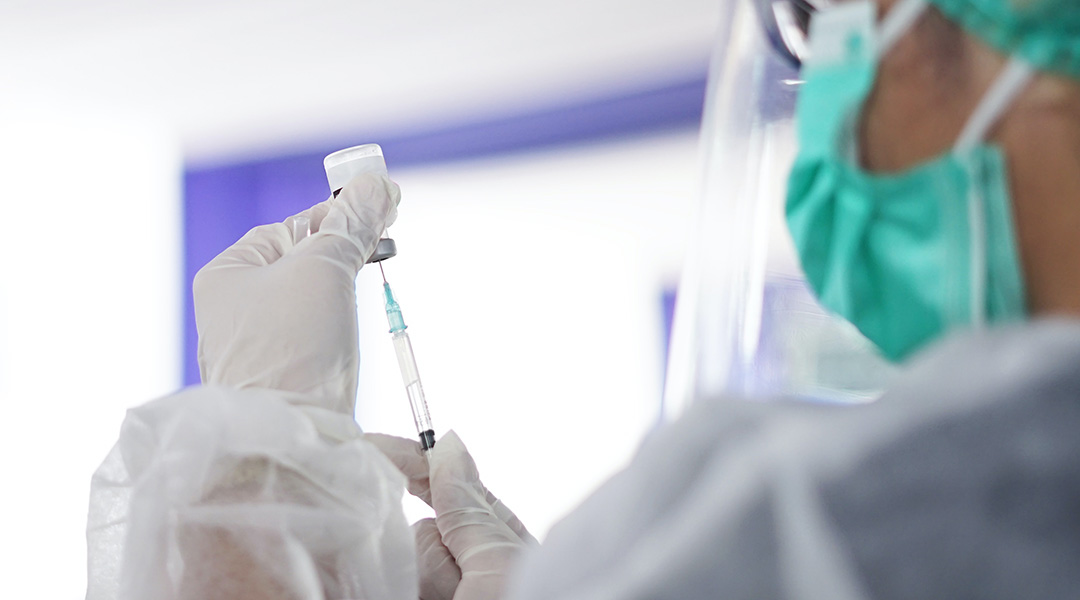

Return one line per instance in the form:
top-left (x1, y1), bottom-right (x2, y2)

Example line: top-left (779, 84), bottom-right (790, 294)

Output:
top-left (324, 144), bottom-right (388, 191)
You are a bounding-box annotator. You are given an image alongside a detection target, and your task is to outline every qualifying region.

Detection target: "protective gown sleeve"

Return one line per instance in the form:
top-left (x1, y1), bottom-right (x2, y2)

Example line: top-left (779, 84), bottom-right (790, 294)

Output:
top-left (504, 319), bottom-right (1080, 600)
top-left (85, 386), bottom-right (418, 600)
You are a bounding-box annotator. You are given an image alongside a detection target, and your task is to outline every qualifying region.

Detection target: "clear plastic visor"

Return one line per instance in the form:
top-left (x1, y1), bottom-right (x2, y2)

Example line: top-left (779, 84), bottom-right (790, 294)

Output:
top-left (664, 0), bottom-right (896, 415)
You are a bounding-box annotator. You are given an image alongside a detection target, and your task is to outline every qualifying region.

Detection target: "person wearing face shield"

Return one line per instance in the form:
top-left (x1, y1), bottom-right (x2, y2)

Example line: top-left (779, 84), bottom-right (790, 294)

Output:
top-left (86, 0), bottom-right (1080, 598)
top-left (498, 0), bottom-right (1080, 597)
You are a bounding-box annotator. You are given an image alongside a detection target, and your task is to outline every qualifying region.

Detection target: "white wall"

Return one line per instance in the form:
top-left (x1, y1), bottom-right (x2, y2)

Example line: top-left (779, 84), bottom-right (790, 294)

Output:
top-left (0, 101), bottom-right (182, 598)
top-left (0, 0), bottom-right (716, 163)
top-left (353, 130), bottom-right (699, 535)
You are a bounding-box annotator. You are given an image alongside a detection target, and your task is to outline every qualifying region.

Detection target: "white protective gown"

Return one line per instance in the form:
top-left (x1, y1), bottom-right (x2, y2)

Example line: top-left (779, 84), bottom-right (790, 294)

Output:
top-left (85, 386), bottom-right (417, 600)
top-left (505, 319), bottom-right (1080, 600)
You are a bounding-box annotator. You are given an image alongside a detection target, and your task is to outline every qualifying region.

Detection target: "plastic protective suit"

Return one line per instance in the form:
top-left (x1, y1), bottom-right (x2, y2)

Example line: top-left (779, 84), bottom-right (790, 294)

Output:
top-left (85, 175), bottom-right (421, 600)
top-left (504, 320), bottom-right (1080, 599)
top-left (85, 387), bottom-right (417, 600)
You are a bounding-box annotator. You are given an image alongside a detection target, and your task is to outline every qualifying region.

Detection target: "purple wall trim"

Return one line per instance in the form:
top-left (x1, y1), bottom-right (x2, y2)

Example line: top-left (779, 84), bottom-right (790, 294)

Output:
top-left (183, 75), bottom-right (707, 384)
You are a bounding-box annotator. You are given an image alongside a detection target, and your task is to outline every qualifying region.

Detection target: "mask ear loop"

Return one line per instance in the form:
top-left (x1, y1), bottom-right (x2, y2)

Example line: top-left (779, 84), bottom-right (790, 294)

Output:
top-left (953, 57), bottom-right (1035, 327)
top-left (955, 59), bottom-right (1035, 152)
top-left (874, 0), bottom-right (927, 58)
top-left (840, 0), bottom-right (926, 163)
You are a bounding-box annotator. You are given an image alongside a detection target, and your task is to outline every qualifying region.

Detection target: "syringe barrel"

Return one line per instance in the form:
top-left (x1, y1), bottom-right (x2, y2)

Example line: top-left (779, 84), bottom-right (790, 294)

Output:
top-left (391, 330), bottom-right (435, 441)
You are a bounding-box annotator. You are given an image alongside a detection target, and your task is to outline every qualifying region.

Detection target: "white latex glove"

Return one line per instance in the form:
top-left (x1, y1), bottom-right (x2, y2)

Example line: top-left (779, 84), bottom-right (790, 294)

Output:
top-left (193, 173), bottom-right (400, 415)
top-left (366, 431), bottom-right (537, 600)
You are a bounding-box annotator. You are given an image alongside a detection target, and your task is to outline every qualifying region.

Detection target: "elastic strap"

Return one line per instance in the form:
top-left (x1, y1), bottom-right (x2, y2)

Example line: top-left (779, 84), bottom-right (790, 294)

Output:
top-left (954, 58), bottom-right (1036, 152)
top-left (955, 57), bottom-right (1035, 326)
top-left (966, 163), bottom-right (989, 327)
top-left (876, 0), bottom-right (928, 58)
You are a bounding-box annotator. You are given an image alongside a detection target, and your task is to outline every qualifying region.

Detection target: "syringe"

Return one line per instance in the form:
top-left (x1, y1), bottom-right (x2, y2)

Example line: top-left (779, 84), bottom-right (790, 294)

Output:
top-left (379, 262), bottom-right (436, 451)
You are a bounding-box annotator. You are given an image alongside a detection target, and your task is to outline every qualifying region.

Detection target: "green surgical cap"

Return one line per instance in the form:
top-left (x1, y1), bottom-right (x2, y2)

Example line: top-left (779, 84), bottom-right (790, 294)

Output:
top-left (928, 0), bottom-right (1080, 79)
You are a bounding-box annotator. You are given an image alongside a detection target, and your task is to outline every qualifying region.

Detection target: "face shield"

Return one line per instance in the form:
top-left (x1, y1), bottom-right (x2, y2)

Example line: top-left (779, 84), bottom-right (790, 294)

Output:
top-left (664, 0), bottom-right (897, 413)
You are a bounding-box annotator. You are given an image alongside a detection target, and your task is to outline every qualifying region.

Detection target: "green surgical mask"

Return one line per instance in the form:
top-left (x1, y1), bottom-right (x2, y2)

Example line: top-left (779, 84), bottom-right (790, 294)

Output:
top-left (785, 0), bottom-right (1033, 362)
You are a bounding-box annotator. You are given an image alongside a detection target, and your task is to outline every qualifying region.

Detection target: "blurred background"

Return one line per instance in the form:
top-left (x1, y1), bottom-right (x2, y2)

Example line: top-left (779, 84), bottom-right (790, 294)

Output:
top-left (0, 0), bottom-right (718, 596)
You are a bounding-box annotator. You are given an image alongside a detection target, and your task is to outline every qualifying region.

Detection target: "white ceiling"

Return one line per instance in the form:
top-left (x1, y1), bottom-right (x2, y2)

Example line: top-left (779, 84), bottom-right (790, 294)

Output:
top-left (1, 0), bottom-right (719, 164)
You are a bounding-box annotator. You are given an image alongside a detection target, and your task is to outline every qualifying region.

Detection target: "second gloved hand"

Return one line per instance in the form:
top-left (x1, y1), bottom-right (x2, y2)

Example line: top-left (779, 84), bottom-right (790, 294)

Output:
top-left (193, 174), bottom-right (400, 415)
top-left (366, 431), bottom-right (537, 600)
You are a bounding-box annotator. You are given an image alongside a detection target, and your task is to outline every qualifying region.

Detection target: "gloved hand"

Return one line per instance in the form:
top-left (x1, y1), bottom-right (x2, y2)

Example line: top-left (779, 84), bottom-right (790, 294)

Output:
top-left (365, 431), bottom-right (538, 600)
top-left (193, 174), bottom-right (400, 415)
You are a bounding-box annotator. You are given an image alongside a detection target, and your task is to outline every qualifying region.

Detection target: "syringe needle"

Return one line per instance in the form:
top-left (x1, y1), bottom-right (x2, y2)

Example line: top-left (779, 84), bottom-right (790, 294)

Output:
top-left (378, 261), bottom-right (387, 283)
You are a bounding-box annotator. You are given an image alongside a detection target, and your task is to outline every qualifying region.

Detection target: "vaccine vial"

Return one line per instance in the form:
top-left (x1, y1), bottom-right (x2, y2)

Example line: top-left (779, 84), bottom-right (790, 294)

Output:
top-left (323, 143), bottom-right (397, 263)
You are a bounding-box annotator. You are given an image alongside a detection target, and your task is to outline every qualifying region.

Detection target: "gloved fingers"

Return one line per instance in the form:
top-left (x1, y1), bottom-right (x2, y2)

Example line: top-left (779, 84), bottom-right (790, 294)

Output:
top-left (425, 431), bottom-right (535, 546)
top-left (334, 172), bottom-right (400, 230)
top-left (199, 221), bottom-right (294, 273)
top-left (281, 172), bottom-right (396, 239)
top-left (483, 486), bottom-right (539, 546)
top-left (455, 570), bottom-right (516, 600)
top-left (427, 430), bottom-right (485, 513)
top-left (413, 518), bottom-right (461, 600)
top-left (428, 431), bottom-right (527, 570)
top-left (370, 173), bottom-right (401, 228)
top-left (200, 195), bottom-right (331, 275)
top-left (365, 432), bottom-right (535, 548)
top-left (283, 197), bottom-right (333, 242)
top-left (291, 173), bottom-right (401, 271)
top-left (436, 511), bottom-right (526, 567)
top-left (363, 433), bottom-right (432, 505)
